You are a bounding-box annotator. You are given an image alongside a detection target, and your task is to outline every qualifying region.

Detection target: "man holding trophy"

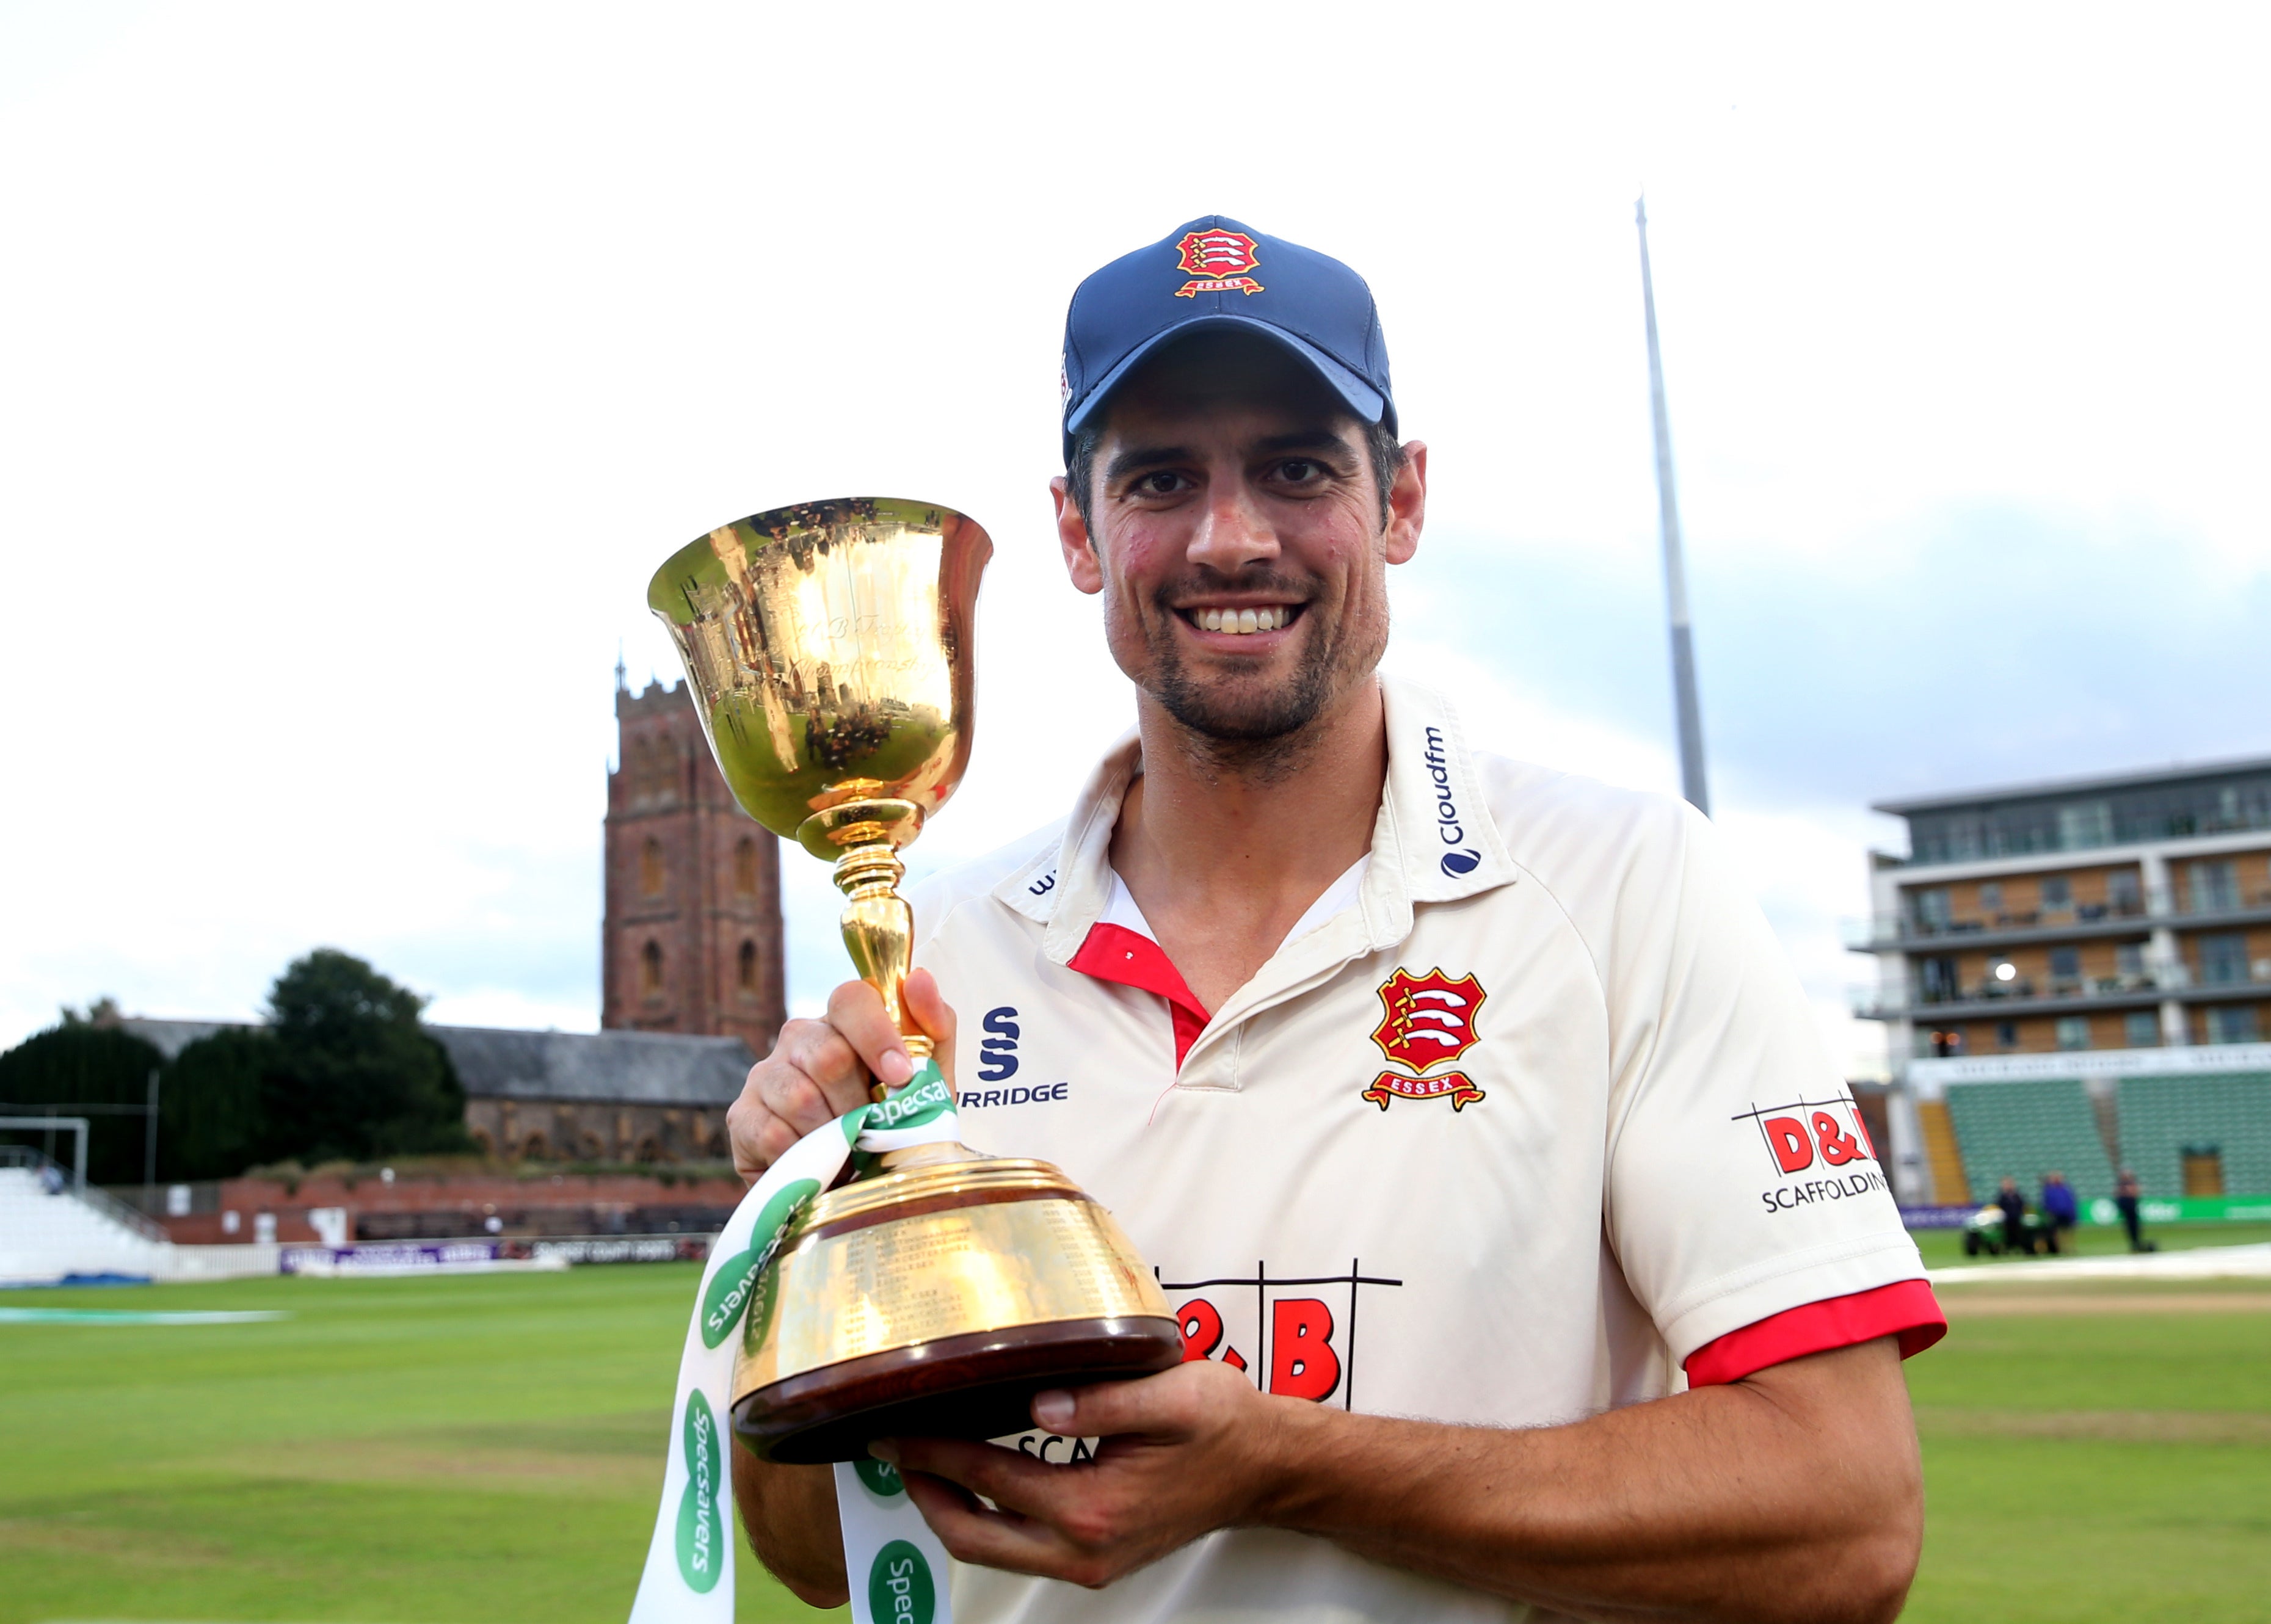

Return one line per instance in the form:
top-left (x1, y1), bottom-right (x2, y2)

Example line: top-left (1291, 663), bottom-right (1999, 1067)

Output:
top-left (714, 218), bottom-right (1943, 1623)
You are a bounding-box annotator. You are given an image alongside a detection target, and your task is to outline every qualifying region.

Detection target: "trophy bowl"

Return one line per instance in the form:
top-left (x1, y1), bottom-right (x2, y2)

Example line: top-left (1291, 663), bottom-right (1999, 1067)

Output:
top-left (649, 498), bottom-right (1183, 1463)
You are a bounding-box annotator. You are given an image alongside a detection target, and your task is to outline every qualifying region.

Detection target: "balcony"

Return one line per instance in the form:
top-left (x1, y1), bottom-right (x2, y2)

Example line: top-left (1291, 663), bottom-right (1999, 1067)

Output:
top-left (1852, 970), bottom-right (2170, 1020)
top-left (1845, 887), bottom-right (2271, 954)
top-left (1852, 963), bottom-right (2271, 1020)
top-left (1843, 902), bottom-right (2152, 952)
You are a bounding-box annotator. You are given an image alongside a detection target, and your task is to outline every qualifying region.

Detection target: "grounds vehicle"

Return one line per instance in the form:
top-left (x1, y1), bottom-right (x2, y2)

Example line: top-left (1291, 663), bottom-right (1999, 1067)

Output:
top-left (1961, 1202), bottom-right (2052, 1256)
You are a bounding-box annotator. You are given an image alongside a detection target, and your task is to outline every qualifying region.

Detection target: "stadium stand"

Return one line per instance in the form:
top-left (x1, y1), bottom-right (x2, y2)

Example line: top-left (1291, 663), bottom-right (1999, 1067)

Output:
top-left (0, 1153), bottom-right (173, 1284)
top-left (0, 1149), bottom-right (277, 1285)
top-left (2116, 1071), bottom-right (2271, 1200)
top-left (1945, 1078), bottom-right (2117, 1203)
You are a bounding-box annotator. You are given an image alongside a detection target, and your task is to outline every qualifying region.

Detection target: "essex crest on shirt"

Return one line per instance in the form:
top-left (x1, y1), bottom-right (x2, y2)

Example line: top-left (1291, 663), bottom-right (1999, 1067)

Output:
top-left (1364, 967), bottom-right (1487, 1111)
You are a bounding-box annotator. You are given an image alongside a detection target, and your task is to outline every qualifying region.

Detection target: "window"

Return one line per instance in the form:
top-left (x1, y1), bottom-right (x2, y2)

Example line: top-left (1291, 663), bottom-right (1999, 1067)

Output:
top-left (2054, 1016), bottom-right (2091, 1051)
top-left (735, 837), bottom-right (758, 896)
top-left (641, 838), bottom-right (665, 897)
top-left (1910, 887), bottom-right (1950, 932)
top-left (738, 939), bottom-right (758, 993)
top-left (2198, 932), bottom-right (2249, 985)
top-left (2116, 941), bottom-right (2147, 982)
top-left (2108, 869), bottom-right (2142, 913)
top-left (1919, 957), bottom-right (1959, 1003)
top-left (1996, 1021), bottom-right (2018, 1049)
top-left (2190, 860), bottom-right (2240, 913)
top-left (2039, 875), bottom-right (2073, 912)
top-left (2207, 1004), bottom-right (2261, 1044)
top-left (2124, 1010), bottom-right (2161, 1049)
top-left (1977, 882), bottom-right (2004, 915)
top-left (2049, 946), bottom-right (2081, 984)
top-left (2056, 800), bottom-right (2112, 849)
top-left (640, 940), bottom-right (664, 995)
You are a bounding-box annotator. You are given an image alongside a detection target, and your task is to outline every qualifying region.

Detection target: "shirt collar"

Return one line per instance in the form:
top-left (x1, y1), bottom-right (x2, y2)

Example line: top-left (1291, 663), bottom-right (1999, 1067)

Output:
top-left (990, 675), bottom-right (1514, 965)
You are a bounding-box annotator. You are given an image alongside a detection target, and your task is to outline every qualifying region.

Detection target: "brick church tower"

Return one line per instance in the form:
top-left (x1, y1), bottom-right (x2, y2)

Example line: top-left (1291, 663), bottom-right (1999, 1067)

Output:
top-left (602, 662), bottom-right (787, 1054)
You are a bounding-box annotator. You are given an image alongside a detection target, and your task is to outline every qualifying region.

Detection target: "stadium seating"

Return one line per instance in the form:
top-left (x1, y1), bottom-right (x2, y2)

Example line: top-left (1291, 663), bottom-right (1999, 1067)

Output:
top-left (1944, 1078), bottom-right (2117, 1203)
top-left (2116, 1071), bottom-right (2271, 1200)
top-left (0, 1165), bottom-right (174, 1285)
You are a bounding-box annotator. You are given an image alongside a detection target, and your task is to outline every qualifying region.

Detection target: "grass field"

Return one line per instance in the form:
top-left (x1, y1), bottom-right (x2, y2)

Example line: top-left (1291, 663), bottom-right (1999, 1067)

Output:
top-left (0, 1264), bottom-right (833, 1624)
top-left (3, 1240), bottom-right (2267, 1623)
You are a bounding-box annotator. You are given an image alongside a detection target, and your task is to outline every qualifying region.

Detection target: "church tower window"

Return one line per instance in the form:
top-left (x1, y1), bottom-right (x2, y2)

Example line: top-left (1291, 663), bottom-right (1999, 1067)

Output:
top-left (641, 940), bottom-right (664, 996)
top-left (641, 838), bottom-right (664, 896)
top-left (735, 837), bottom-right (757, 895)
top-left (738, 939), bottom-right (758, 993)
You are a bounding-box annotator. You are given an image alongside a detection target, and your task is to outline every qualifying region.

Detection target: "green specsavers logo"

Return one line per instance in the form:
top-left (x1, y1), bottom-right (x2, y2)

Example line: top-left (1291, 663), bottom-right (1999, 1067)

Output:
top-left (868, 1066), bottom-right (954, 1132)
top-left (868, 1539), bottom-right (936, 1624)
top-left (700, 1178), bottom-right (819, 1349)
top-left (854, 1454), bottom-right (905, 1500)
top-left (674, 1391), bottom-right (725, 1592)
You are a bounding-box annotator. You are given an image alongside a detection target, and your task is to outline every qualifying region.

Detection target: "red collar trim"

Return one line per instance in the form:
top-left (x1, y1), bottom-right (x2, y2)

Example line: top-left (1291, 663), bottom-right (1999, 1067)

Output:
top-left (1068, 921), bottom-right (1209, 1068)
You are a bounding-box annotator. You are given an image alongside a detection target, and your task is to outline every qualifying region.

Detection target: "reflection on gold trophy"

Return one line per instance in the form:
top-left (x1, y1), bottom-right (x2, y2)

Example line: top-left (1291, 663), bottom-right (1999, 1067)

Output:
top-left (648, 498), bottom-right (1181, 1463)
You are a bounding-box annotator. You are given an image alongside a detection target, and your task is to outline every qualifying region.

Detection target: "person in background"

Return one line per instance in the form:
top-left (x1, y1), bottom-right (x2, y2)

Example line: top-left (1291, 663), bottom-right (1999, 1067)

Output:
top-left (1996, 1176), bottom-right (2033, 1256)
top-left (2115, 1167), bottom-right (2149, 1252)
top-left (2039, 1170), bottom-right (2079, 1255)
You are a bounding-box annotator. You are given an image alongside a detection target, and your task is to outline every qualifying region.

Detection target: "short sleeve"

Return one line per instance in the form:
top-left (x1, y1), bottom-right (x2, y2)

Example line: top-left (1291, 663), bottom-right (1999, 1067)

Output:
top-left (1599, 802), bottom-right (1933, 1371)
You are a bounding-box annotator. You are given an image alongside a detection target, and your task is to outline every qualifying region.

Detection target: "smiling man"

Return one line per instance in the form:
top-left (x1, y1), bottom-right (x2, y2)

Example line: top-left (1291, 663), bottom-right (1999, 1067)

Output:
top-left (726, 216), bottom-right (1945, 1624)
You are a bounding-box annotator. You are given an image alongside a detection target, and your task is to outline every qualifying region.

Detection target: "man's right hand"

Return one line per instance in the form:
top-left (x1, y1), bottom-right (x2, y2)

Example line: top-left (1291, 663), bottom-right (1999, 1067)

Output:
top-left (727, 967), bottom-right (958, 1181)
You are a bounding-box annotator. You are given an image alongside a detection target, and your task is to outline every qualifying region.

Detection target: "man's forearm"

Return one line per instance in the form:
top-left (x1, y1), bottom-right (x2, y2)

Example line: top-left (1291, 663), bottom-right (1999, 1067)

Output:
top-left (1254, 1339), bottom-right (1921, 1624)
top-left (730, 1446), bottom-right (846, 1607)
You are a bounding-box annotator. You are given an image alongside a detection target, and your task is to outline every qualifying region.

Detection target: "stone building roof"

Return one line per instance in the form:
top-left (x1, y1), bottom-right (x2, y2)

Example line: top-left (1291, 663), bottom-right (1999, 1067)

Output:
top-left (431, 1026), bottom-right (754, 1106)
top-left (119, 1018), bottom-right (755, 1107)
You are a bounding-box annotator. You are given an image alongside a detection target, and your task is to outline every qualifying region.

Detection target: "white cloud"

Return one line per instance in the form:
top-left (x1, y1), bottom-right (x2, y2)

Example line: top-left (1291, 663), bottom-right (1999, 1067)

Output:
top-left (2, 2), bottom-right (2266, 1049)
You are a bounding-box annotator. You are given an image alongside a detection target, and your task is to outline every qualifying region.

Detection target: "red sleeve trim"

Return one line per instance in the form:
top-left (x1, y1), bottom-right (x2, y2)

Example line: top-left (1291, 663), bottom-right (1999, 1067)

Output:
top-left (1683, 1280), bottom-right (1947, 1388)
top-left (1068, 921), bottom-right (1210, 1068)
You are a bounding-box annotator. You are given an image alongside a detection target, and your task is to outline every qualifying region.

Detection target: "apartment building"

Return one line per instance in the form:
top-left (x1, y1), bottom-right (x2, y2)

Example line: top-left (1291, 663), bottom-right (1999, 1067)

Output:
top-left (1853, 758), bottom-right (2271, 1206)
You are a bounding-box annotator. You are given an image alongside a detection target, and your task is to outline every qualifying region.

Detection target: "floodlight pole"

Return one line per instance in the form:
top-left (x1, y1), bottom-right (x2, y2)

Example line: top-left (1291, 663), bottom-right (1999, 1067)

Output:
top-left (1637, 196), bottom-right (1712, 817)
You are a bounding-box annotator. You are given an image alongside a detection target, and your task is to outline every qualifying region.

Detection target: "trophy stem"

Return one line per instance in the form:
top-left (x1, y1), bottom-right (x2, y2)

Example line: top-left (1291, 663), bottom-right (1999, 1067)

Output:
top-left (832, 841), bottom-right (935, 1091)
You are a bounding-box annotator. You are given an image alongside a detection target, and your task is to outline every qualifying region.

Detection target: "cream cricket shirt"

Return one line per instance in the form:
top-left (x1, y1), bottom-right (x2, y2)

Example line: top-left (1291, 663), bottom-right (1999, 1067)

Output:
top-left (906, 676), bottom-right (1941, 1624)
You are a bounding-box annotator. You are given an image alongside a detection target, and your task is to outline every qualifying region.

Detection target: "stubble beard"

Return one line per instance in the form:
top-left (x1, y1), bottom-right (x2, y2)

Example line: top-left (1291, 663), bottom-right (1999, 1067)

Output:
top-left (1133, 575), bottom-right (1376, 783)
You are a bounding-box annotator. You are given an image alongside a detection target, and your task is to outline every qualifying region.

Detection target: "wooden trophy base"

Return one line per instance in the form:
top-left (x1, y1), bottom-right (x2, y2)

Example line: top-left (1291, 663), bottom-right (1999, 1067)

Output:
top-left (728, 1158), bottom-right (1183, 1464)
top-left (734, 1313), bottom-right (1185, 1464)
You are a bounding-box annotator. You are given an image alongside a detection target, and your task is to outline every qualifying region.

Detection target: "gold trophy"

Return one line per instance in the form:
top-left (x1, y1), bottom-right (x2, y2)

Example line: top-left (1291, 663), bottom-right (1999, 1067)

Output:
top-left (648, 498), bottom-right (1182, 1464)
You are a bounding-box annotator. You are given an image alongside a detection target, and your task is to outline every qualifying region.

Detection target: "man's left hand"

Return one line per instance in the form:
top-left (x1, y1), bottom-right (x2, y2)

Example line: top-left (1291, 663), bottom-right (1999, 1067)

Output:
top-left (876, 1361), bottom-right (1293, 1590)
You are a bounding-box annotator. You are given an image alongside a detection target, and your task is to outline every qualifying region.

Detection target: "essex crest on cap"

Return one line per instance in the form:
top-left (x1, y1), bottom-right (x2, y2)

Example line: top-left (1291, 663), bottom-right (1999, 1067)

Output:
top-left (1174, 229), bottom-right (1263, 298)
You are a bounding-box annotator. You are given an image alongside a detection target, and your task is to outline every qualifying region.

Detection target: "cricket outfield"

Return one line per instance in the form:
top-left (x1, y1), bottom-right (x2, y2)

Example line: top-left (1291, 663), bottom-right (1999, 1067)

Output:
top-left (4, 1242), bottom-right (2267, 1623)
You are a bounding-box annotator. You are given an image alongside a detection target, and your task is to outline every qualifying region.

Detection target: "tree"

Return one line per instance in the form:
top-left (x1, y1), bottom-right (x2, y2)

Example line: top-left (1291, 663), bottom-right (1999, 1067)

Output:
top-left (161, 1028), bottom-right (277, 1180)
top-left (257, 949), bottom-right (471, 1164)
top-left (0, 1023), bottom-right (164, 1184)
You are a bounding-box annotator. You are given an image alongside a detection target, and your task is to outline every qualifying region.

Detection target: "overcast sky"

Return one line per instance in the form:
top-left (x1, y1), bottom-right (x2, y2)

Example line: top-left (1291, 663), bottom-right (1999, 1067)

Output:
top-left (5, 2), bottom-right (2267, 1076)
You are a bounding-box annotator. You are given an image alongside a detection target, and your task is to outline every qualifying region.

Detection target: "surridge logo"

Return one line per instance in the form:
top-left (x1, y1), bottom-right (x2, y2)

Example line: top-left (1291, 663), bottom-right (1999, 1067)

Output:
top-left (1174, 228), bottom-right (1263, 298)
top-left (1363, 967), bottom-right (1487, 1111)
top-left (978, 1006), bottom-right (1020, 1081)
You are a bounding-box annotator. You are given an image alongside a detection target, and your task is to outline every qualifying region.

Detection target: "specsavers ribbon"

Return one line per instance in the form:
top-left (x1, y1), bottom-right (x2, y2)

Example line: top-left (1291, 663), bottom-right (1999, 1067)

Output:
top-left (628, 1062), bottom-right (960, 1624)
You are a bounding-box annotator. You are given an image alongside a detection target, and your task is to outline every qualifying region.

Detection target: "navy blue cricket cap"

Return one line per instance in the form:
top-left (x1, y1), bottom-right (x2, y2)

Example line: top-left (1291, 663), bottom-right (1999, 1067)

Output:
top-left (1060, 214), bottom-right (1395, 461)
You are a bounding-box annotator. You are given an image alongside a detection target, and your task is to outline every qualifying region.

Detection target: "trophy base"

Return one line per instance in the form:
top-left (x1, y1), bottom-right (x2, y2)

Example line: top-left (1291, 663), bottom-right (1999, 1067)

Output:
top-left (733, 1313), bottom-right (1184, 1464)
top-left (728, 1157), bottom-right (1182, 1464)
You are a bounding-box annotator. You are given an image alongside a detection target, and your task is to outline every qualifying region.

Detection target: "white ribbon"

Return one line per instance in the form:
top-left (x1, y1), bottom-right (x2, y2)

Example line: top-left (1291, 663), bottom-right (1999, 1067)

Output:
top-left (628, 1062), bottom-right (960, 1624)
